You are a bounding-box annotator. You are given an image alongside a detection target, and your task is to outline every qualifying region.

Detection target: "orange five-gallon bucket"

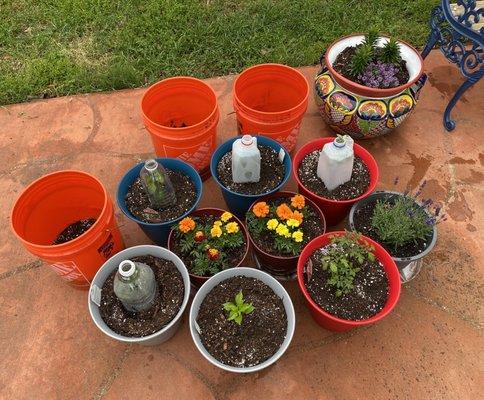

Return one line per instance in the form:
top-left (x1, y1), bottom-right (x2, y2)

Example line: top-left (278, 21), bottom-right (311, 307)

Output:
top-left (233, 64), bottom-right (309, 152)
top-left (11, 171), bottom-right (125, 288)
top-left (141, 77), bottom-right (220, 180)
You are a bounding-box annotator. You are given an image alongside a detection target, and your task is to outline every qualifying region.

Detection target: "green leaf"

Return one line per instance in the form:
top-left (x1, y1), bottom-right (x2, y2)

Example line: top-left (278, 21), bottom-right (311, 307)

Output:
top-left (235, 291), bottom-right (244, 306)
top-left (234, 314), bottom-right (243, 325)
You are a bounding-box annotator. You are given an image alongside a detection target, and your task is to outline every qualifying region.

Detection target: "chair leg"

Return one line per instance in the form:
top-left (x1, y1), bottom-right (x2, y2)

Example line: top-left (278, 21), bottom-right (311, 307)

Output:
top-left (443, 77), bottom-right (479, 131)
top-left (422, 31), bottom-right (438, 59)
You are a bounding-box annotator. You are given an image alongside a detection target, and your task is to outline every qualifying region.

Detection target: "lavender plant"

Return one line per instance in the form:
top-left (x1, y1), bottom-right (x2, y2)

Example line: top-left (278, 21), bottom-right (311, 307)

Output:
top-left (371, 180), bottom-right (444, 249)
top-left (358, 61), bottom-right (400, 88)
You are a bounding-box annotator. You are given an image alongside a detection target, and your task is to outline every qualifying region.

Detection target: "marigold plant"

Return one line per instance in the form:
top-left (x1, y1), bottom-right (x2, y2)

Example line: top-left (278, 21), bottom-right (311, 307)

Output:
top-left (247, 194), bottom-right (316, 256)
top-left (173, 212), bottom-right (245, 276)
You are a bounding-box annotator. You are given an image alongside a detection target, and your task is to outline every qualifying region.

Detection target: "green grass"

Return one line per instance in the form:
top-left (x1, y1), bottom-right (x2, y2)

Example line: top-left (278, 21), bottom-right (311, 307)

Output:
top-left (0, 0), bottom-right (438, 105)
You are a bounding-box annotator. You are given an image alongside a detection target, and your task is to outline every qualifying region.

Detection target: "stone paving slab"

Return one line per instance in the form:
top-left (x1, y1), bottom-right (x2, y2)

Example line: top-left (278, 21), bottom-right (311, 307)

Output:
top-left (0, 51), bottom-right (483, 399)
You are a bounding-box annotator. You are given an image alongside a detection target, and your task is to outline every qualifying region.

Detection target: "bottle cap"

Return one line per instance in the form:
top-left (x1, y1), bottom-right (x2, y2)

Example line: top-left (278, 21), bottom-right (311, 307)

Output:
top-left (119, 260), bottom-right (136, 277)
top-left (241, 135), bottom-right (253, 146)
top-left (144, 159), bottom-right (158, 172)
top-left (333, 136), bottom-right (346, 148)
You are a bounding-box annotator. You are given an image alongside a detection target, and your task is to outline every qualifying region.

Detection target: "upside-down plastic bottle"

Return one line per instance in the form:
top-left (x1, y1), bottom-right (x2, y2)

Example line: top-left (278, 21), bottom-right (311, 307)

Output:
top-left (317, 135), bottom-right (354, 191)
top-left (139, 159), bottom-right (176, 209)
top-left (232, 134), bottom-right (261, 183)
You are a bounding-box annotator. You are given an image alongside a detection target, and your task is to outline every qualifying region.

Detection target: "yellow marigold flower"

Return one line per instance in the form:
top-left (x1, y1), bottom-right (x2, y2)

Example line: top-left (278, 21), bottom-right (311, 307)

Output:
top-left (291, 194), bottom-right (305, 209)
top-left (253, 202), bottom-right (269, 218)
top-left (225, 221), bottom-right (239, 234)
top-left (210, 225), bottom-right (223, 238)
top-left (266, 219), bottom-right (279, 230)
top-left (276, 223), bottom-right (289, 237)
top-left (292, 230), bottom-right (303, 243)
top-left (179, 217), bottom-right (196, 233)
top-left (220, 211), bottom-right (233, 222)
top-left (214, 220), bottom-right (223, 226)
top-left (286, 218), bottom-right (300, 228)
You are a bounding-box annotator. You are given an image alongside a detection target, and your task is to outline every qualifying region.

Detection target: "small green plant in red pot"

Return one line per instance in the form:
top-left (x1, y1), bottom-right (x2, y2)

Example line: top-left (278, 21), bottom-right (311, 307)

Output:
top-left (293, 137), bottom-right (378, 226)
top-left (168, 208), bottom-right (249, 287)
top-left (246, 191), bottom-right (326, 276)
top-left (297, 231), bottom-right (401, 332)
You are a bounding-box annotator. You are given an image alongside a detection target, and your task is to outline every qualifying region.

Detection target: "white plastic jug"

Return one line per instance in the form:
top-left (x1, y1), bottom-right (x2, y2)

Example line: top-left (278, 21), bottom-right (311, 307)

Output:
top-left (232, 135), bottom-right (261, 183)
top-left (317, 135), bottom-right (354, 191)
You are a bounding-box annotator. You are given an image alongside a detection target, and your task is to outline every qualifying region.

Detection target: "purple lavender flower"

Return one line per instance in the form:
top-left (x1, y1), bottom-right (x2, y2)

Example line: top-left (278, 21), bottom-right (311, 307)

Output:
top-left (358, 61), bottom-right (400, 88)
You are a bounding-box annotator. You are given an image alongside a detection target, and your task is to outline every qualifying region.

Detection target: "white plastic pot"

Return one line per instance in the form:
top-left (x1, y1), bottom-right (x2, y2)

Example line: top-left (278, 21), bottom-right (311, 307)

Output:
top-left (88, 245), bottom-right (190, 346)
top-left (189, 267), bottom-right (296, 373)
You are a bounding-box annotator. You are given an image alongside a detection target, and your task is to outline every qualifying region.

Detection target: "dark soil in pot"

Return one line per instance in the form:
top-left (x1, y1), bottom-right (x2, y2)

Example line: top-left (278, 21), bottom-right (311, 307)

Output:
top-left (298, 151), bottom-right (370, 200)
top-left (217, 145), bottom-right (284, 195)
top-left (53, 218), bottom-right (96, 244)
top-left (125, 169), bottom-right (197, 223)
top-left (352, 199), bottom-right (432, 258)
top-left (304, 247), bottom-right (389, 320)
top-left (171, 214), bottom-right (247, 277)
top-left (197, 275), bottom-right (287, 368)
top-left (249, 198), bottom-right (325, 257)
top-left (99, 255), bottom-right (184, 337)
top-left (333, 46), bottom-right (410, 88)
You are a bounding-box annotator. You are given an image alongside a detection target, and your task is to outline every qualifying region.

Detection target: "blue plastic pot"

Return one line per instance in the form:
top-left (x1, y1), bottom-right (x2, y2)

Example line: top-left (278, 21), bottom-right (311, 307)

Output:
top-left (117, 158), bottom-right (202, 246)
top-left (210, 135), bottom-right (291, 217)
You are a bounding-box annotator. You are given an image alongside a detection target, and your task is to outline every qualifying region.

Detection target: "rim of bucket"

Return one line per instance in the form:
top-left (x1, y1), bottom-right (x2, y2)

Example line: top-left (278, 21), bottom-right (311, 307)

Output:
top-left (292, 137), bottom-right (379, 205)
top-left (141, 76), bottom-right (219, 133)
top-left (210, 135), bottom-right (292, 199)
top-left (117, 158), bottom-right (203, 228)
top-left (233, 64), bottom-right (310, 118)
top-left (324, 34), bottom-right (425, 98)
top-left (11, 170), bottom-right (110, 251)
top-left (167, 207), bottom-right (250, 281)
top-left (245, 191), bottom-right (327, 263)
top-left (296, 231), bottom-right (402, 327)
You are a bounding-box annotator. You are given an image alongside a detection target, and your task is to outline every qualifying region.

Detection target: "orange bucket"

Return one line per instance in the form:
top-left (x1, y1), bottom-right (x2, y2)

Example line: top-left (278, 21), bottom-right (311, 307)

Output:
top-left (233, 64), bottom-right (309, 152)
top-left (141, 77), bottom-right (220, 180)
top-left (11, 171), bottom-right (125, 289)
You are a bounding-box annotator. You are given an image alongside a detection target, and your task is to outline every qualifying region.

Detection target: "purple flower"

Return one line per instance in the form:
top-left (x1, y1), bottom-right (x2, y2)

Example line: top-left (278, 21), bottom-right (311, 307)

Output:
top-left (358, 61), bottom-right (400, 88)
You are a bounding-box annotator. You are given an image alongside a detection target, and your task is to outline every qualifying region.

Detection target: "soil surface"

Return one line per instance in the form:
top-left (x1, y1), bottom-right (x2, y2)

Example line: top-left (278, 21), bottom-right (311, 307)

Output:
top-left (99, 255), bottom-right (184, 337)
top-left (249, 197), bottom-right (325, 257)
top-left (170, 214), bottom-right (247, 277)
top-left (125, 169), bottom-right (197, 223)
top-left (217, 145), bottom-right (285, 195)
top-left (304, 246), bottom-right (389, 320)
top-left (333, 45), bottom-right (409, 88)
top-left (298, 151), bottom-right (370, 200)
top-left (352, 199), bottom-right (432, 258)
top-left (53, 218), bottom-right (96, 244)
top-left (196, 275), bottom-right (287, 368)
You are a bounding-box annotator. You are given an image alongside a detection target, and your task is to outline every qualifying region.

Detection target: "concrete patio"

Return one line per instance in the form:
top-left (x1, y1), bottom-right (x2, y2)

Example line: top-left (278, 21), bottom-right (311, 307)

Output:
top-left (0, 50), bottom-right (482, 399)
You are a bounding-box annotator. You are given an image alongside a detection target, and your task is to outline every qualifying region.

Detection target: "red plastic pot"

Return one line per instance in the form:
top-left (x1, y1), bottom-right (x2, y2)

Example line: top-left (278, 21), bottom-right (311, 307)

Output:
top-left (11, 170), bottom-right (125, 288)
top-left (293, 137), bottom-right (379, 226)
top-left (246, 191), bottom-right (326, 275)
top-left (297, 231), bottom-right (401, 332)
top-left (167, 208), bottom-right (249, 287)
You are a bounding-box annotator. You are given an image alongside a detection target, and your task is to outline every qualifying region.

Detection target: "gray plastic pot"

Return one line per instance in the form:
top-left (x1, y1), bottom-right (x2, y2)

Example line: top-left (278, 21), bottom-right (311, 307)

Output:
top-left (189, 267), bottom-right (296, 373)
top-left (348, 191), bottom-right (437, 282)
top-left (88, 245), bottom-right (190, 346)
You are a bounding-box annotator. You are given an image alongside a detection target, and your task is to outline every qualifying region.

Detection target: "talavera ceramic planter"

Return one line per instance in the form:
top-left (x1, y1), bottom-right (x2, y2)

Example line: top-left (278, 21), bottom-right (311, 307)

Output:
top-left (314, 34), bottom-right (427, 139)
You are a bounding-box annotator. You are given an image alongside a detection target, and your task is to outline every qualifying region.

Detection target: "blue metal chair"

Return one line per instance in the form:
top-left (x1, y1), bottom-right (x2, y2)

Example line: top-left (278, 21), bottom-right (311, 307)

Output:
top-left (421, 0), bottom-right (483, 131)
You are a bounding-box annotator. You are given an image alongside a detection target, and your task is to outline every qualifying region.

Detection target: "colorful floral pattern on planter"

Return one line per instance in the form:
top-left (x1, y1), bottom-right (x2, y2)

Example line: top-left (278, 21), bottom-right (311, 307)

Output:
top-left (314, 67), bottom-right (427, 139)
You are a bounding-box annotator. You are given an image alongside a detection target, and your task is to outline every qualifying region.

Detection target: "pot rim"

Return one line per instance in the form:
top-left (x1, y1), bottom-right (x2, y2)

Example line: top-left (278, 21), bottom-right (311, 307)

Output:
top-left (116, 158), bottom-right (203, 227)
top-left (88, 244), bottom-right (191, 343)
top-left (245, 191), bottom-right (326, 262)
top-left (324, 34), bottom-right (424, 98)
top-left (189, 266), bottom-right (296, 373)
top-left (292, 137), bottom-right (379, 205)
top-left (167, 207), bottom-right (250, 280)
top-left (348, 190), bottom-right (438, 262)
top-left (296, 231), bottom-right (401, 326)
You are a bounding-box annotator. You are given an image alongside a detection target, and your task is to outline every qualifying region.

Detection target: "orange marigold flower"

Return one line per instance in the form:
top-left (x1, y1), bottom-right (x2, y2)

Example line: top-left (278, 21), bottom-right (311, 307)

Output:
top-left (194, 231), bottom-right (205, 242)
top-left (292, 210), bottom-right (304, 224)
top-left (276, 203), bottom-right (293, 220)
top-left (179, 217), bottom-right (196, 233)
top-left (253, 202), bottom-right (269, 218)
top-left (291, 194), bottom-right (305, 209)
top-left (207, 248), bottom-right (220, 260)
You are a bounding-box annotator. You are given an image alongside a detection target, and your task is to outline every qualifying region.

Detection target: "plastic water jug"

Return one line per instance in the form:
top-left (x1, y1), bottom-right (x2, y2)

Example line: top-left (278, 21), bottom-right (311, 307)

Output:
top-left (139, 159), bottom-right (176, 210)
top-left (317, 135), bottom-right (354, 191)
top-left (114, 260), bottom-right (158, 312)
top-left (232, 135), bottom-right (261, 183)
